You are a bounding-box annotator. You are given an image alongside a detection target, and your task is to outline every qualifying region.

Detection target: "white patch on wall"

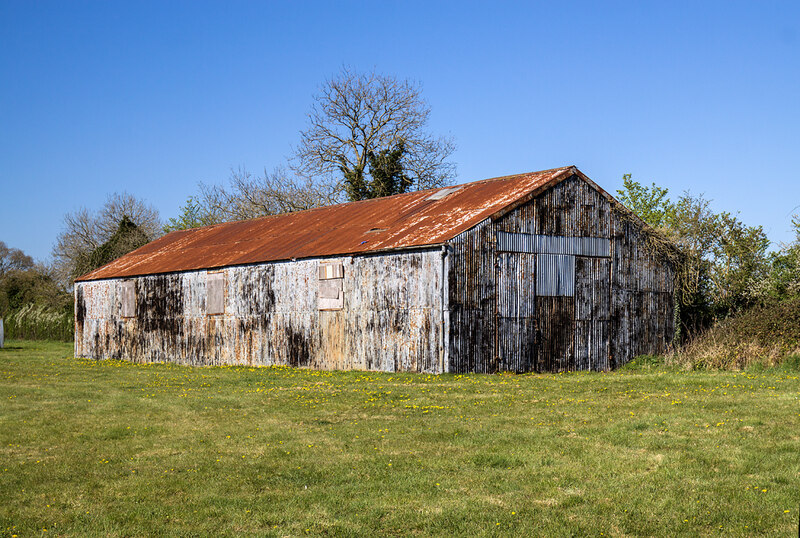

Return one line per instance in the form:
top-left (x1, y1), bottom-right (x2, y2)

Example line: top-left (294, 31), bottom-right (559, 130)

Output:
top-left (207, 271), bottom-right (225, 315)
top-left (319, 262), bottom-right (344, 310)
top-left (121, 281), bottom-right (136, 318)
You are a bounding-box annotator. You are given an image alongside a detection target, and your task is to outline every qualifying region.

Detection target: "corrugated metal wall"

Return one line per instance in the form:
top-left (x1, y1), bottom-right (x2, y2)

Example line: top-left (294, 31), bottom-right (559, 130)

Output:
top-left (609, 211), bottom-right (675, 366)
top-left (75, 249), bottom-right (445, 373)
top-left (447, 174), bottom-right (675, 373)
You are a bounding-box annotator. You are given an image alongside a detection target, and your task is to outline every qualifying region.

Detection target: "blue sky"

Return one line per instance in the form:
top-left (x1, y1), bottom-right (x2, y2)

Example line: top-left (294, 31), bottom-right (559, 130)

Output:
top-left (1, 1), bottom-right (799, 261)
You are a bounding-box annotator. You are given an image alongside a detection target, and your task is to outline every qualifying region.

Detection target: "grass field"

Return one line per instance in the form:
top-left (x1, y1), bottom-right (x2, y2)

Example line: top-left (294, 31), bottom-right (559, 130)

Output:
top-left (1, 341), bottom-right (799, 536)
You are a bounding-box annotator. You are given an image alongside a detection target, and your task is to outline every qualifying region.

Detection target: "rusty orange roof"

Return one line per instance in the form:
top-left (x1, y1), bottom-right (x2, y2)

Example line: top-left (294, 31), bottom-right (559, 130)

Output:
top-left (77, 166), bottom-right (593, 281)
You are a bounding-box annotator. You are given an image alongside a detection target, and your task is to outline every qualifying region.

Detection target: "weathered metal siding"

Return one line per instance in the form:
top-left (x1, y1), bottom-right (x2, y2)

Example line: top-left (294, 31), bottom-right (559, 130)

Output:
top-left (609, 211), bottom-right (675, 366)
top-left (447, 174), bottom-right (674, 373)
top-left (447, 220), bottom-right (496, 373)
top-left (75, 249), bottom-right (445, 373)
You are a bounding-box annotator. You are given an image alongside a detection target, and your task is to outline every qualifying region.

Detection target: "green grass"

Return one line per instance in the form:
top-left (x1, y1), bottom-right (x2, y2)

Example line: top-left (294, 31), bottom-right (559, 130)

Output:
top-left (1, 341), bottom-right (799, 536)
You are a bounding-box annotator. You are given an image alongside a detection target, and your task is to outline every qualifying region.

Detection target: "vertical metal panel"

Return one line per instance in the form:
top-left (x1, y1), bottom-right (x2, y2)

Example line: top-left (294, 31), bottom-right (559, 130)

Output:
top-left (120, 281), bottom-right (135, 318)
top-left (497, 253), bottom-right (536, 317)
top-left (496, 252), bottom-right (536, 372)
top-left (536, 254), bottom-right (575, 297)
top-left (536, 296), bottom-right (575, 372)
top-left (447, 220), bottom-right (496, 373)
top-left (609, 209), bottom-right (676, 367)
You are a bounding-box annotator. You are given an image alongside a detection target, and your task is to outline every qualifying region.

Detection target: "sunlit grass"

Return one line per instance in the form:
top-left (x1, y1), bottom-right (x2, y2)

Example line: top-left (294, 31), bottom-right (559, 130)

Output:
top-left (1, 340), bottom-right (798, 536)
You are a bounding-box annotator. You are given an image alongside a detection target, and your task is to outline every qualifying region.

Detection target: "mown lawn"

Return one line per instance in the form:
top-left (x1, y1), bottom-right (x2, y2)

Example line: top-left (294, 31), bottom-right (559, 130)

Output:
top-left (1, 341), bottom-right (798, 536)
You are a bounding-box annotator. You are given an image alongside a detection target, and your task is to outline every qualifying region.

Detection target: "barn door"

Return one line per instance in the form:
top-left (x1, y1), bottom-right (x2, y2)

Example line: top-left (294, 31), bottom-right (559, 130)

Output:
top-left (534, 254), bottom-right (576, 371)
top-left (495, 232), bottom-right (612, 372)
top-left (496, 253), bottom-right (537, 372)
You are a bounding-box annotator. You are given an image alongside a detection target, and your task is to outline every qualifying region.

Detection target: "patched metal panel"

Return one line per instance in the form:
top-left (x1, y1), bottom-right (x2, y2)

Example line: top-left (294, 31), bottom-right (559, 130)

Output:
top-left (319, 263), bottom-right (344, 280)
top-left (318, 262), bottom-right (344, 310)
top-left (207, 272), bottom-right (225, 315)
top-left (426, 186), bottom-right (463, 201)
top-left (120, 281), bottom-right (136, 318)
top-left (497, 231), bottom-right (610, 257)
top-left (536, 254), bottom-right (575, 297)
top-left (319, 279), bottom-right (342, 299)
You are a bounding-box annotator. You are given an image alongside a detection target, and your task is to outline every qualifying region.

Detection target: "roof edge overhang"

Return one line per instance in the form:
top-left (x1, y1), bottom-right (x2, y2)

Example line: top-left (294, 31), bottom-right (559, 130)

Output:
top-left (74, 242), bottom-right (447, 283)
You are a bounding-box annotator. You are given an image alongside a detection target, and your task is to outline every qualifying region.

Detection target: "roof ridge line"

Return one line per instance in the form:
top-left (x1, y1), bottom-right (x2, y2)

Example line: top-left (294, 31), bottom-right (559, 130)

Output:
top-left (163, 166), bottom-right (576, 236)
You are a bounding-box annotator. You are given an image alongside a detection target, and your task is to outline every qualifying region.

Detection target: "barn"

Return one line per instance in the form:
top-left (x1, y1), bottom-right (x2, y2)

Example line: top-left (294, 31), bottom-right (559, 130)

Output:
top-left (74, 166), bottom-right (677, 373)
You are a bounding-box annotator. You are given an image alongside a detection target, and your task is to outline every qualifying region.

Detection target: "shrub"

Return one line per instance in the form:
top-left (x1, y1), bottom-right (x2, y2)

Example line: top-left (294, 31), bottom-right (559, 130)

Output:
top-left (670, 296), bottom-right (800, 370)
top-left (4, 303), bottom-right (73, 342)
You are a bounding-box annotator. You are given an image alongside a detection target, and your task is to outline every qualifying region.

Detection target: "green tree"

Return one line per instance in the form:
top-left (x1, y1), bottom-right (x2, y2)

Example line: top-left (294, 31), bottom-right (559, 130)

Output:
top-left (0, 241), bottom-right (34, 277)
top-left (74, 216), bottom-right (150, 278)
top-left (616, 174), bottom-right (675, 228)
top-left (52, 192), bottom-right (161, 286)
top-left (617, 175), bottom-right (770, 337)
top-left (294, 68), bottom-right (456, 197)
top-left (164, 196), bottom-right (216, 233)
top-left (0, 268), bottom-right (70, 317)
top-left (757, 215), bottom-right (800, 302)
top-left (342, 141), bottom-right (412, 201)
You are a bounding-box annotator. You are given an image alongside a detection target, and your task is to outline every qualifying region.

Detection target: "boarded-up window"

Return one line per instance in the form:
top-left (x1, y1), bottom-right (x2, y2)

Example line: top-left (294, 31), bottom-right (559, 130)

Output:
top-left (207, 271), bottom-right (225, 315)
top-left (319, 262), bottom-right (344, 310)
top-left (120, 281), bottom-right (136, 318)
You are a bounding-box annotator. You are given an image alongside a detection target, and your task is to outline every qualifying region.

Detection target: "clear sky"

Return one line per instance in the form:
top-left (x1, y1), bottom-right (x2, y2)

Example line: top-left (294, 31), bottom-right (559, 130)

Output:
top-left (1, 1), bottom-right (799, 261)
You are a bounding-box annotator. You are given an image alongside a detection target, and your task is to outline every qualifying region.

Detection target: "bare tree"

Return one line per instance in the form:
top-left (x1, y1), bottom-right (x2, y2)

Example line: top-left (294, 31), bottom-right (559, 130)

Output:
top-left (164, 167), bottom-right (339, 233)
top-left (52, 193), bottom-right (162, 285)
top-left (0, 241), bottom-right (35, 277)
top-left (293, 68), bottom-right (456, 197)
top-left (199, 167), bottom-right (340, 223)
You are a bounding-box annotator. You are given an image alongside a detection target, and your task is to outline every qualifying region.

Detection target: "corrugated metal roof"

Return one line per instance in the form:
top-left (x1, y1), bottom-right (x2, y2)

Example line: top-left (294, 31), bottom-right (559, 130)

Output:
top-left (77, 166), bottom-right (585, 281)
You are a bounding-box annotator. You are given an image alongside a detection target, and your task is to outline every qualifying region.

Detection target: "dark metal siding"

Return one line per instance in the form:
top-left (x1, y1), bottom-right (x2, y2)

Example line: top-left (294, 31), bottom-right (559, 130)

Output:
top-left (447, 221), bottom-right (496, 373)
top-left (609, 211), bottom-right (675, 366)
